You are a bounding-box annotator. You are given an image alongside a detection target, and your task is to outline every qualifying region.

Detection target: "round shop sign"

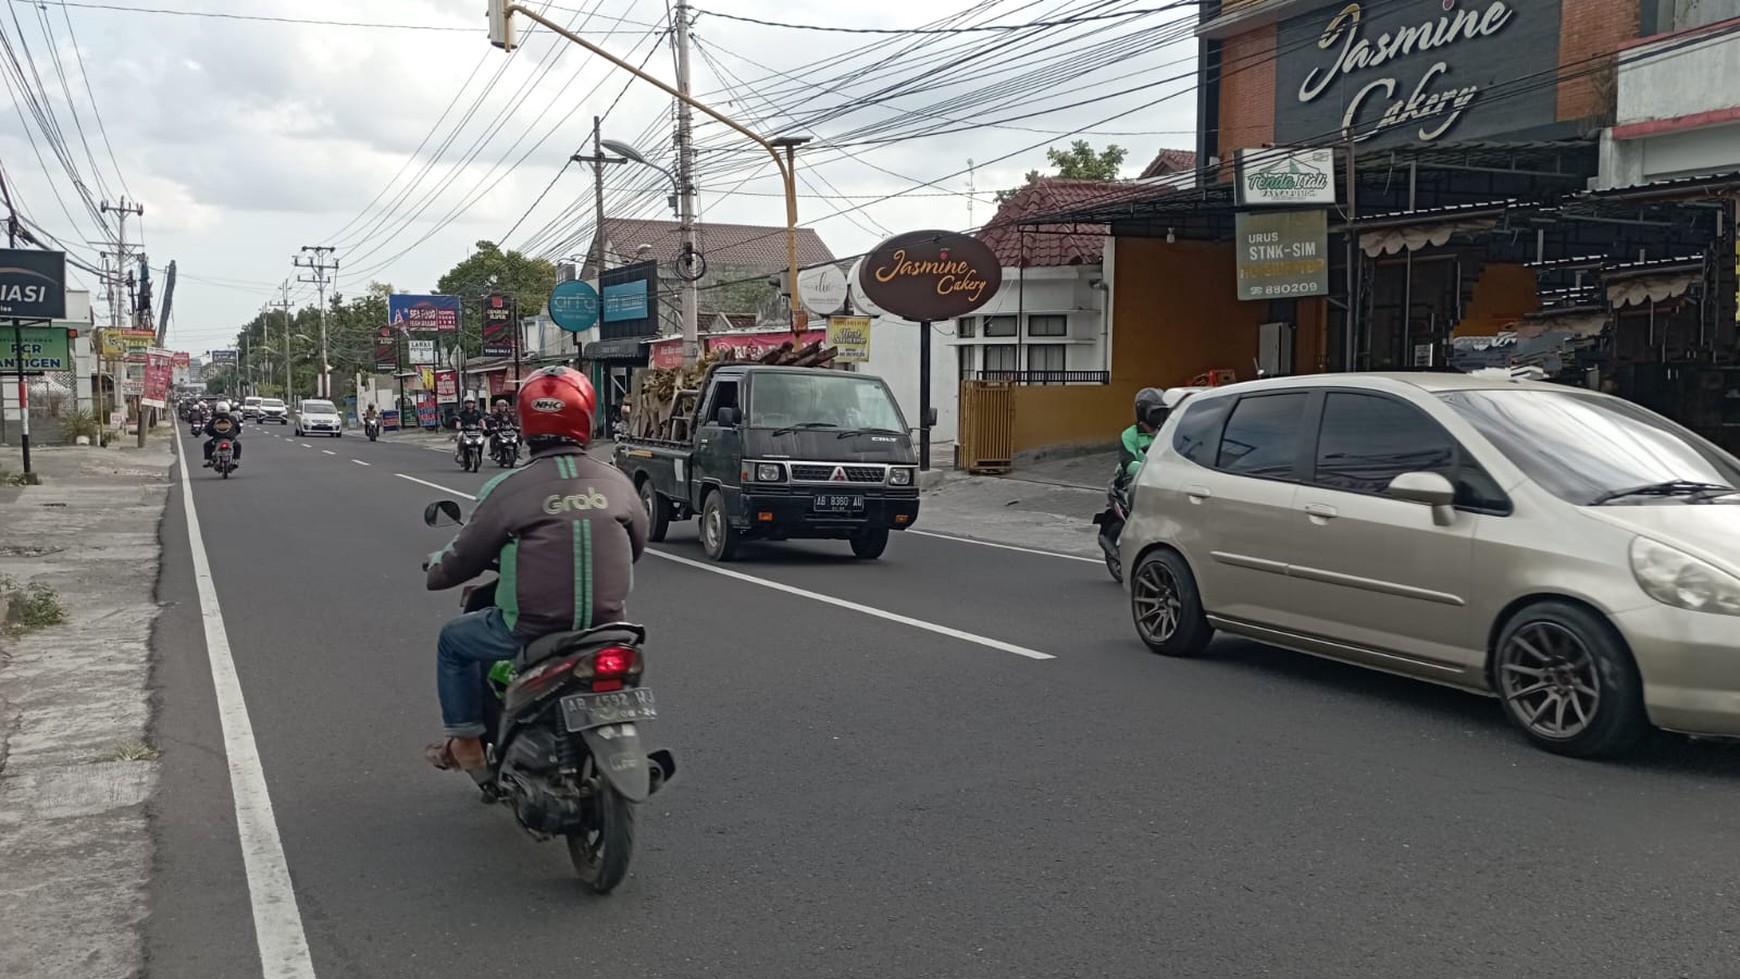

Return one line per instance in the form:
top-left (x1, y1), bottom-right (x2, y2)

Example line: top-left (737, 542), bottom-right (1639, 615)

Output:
top-left (857, 230), bottom-right (1002, 321)
top-left (796, 263), bottom-right (849, 316)
top-left (548, 279), bottom-right (601, 333)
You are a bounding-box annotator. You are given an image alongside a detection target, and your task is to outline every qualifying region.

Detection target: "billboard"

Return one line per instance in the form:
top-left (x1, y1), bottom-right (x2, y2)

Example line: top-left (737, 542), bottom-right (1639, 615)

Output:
top-left (1, 325), bottom-right (73, 373)
top-left (598, 260), bottom-right (658, 340)
top-left (141, 348), bottom-right (173, 408)
top-left (209, 348), bottom-right (238, 365)
top-left (1234, 209), bottom-right (1330, 301)
top-left (374, 327), bottom-right (398, 370)
top-left (0, 248), bottom-right (67, 320)
top-left (388, 293), bottom-right (461, 333)
top-left (481, 293), bottom-right (517, 357)
top-left (434, 368), bottom-right (458, 404)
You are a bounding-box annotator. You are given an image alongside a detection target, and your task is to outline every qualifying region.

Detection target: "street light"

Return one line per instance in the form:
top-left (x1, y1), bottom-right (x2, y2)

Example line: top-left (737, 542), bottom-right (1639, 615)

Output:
top-left (487, 0), bottom-right (808, 360)
top-left (599, 139), bottom-right (680, 215)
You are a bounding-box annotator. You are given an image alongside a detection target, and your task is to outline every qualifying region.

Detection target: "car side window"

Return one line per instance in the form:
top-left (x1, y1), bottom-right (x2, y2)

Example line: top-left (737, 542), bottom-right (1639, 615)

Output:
top-left (1215, 392), bottom-right (1310, 479)
top-left (1312, 392), bottom-right (1510, 512)
top-left (1171, 397), bottom-right (1230, 466)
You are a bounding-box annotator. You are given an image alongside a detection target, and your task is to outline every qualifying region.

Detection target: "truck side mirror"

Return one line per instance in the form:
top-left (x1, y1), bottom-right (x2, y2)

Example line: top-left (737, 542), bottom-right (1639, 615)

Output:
top-left (923, 407), bottom-right (939, 427)
top-left (716, 406), bottom-right (740, 427)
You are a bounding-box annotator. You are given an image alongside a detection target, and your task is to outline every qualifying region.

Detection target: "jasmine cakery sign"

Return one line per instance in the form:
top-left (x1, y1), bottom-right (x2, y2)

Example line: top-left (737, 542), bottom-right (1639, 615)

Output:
top-left (1273, 0), bottom-right (1562, 149)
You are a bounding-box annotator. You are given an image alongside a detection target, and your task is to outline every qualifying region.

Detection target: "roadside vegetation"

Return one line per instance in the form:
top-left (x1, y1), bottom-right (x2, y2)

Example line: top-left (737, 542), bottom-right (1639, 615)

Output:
top-left (0, 575), bottom-right (66, 635)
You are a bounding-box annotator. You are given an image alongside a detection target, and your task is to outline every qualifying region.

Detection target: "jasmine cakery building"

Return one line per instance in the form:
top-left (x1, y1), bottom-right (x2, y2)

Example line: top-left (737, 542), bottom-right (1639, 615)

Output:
top-left (994, 0), bottom-right (1740, 454)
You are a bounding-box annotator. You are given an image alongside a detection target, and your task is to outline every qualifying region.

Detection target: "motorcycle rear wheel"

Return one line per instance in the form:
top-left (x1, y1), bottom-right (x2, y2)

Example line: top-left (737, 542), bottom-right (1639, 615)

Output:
top-left (567, 779), bottom-right (634, 894)
top-left (1105, 551), bottom-right (1123, 584)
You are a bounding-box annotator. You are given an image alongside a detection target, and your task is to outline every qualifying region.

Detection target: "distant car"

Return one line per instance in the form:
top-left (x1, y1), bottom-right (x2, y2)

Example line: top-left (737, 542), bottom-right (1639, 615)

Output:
top-left (1121, 371), bottom-right (1740, 758)
top-left (294, 399), bottom-right (343, 437)
top-left (258, 397), bottom-right (289, 424)
top-left (242, 396), bottom-right (264, 420)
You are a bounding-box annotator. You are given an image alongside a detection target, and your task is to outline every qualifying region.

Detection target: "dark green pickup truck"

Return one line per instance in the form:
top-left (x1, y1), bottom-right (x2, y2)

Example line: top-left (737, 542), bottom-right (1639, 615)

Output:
top-left (612, 364), bottom-right (923, 561)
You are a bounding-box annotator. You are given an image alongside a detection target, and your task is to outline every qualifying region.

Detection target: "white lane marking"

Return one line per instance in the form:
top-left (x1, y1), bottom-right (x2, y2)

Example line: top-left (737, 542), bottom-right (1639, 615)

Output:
top-left (173, 432), bottom-right (318, 978)
top-left (352, 459), bottom-right (371, 467)
top-left (394, 473), bottom-right (475, 499)
top-left (300, 443), bottom-right (312, 448)
top-left (646, 549), bottom-right (1055, 661)
top-left (322, 450), bottom-right (335, 456)
top-left (905, 528), bottom-right (1101, 564)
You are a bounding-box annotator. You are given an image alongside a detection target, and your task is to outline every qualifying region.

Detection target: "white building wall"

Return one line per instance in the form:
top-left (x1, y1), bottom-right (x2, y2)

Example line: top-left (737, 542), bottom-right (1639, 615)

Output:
top-left (1600, 26), bottom-right (1740, 188)
top-left (860, 315), bottom-right (960, 458)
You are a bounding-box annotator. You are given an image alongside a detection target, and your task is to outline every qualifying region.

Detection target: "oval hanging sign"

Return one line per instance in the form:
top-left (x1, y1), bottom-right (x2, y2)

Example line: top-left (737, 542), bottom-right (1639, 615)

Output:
top-left (548, 279), bottom-right (601, 333)
top-left (857, 230), bottom-right (1002, 321)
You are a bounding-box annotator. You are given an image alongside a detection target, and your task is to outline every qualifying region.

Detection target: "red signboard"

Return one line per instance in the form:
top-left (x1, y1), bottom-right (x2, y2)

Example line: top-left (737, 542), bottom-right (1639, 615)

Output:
top-left (649, 330), bottom-right (828, 369)
top-left (141, 348), bottom-right (173, 408)
top-left (171, 351), bottom-right (190, 368)
top-left (434, 368), bottom-right (458, 403)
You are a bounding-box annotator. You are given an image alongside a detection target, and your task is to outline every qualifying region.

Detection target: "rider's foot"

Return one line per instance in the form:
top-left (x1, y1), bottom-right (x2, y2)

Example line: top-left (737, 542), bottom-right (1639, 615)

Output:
top-left (202, 460), bottom-right (212, 468)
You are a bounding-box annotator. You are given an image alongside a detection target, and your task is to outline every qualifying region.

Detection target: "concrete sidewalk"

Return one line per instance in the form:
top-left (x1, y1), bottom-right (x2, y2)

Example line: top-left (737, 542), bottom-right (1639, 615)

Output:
top-left (0, 435), bottom-right (174, 978)
top-left (906, 448), bottom-right (1118, 559)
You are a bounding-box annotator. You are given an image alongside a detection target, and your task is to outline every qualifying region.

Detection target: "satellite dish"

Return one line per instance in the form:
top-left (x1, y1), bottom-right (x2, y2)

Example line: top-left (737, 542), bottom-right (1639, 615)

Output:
top-left (797, 264), bottom-right (849, 317)
top-left (847, 256), bottom-right (888, 317)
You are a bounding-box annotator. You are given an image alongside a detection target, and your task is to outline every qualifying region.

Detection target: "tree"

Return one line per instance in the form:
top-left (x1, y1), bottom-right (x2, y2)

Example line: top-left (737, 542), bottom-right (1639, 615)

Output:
top-left (436, 240), bottom-right (558, 357)
top-left (996, 140), bottom-right (1128, 203)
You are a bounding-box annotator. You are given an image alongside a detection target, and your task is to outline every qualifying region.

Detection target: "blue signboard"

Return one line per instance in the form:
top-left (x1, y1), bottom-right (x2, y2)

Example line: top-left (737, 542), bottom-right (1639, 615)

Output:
top-left (388, 294), bottom-right (462, 333)
top-left (548, 279), bottom-right (600, 333)
top-left (603, 281), bottom-right (649, 322)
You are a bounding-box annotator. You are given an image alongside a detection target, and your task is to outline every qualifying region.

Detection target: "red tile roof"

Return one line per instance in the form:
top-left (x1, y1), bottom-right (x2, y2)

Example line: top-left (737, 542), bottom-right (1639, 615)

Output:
top-left (1140, 148), bottom-right (1196, 179)
top-left (589, 218), bottom-right (834, 277)
top-left (975, 178), bottom-right (1120, 267)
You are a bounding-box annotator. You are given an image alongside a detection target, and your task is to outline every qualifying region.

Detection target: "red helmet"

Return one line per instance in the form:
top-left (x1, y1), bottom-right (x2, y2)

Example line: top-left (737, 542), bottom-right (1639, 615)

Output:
top-left (517, 366), bottom-right (596, 446)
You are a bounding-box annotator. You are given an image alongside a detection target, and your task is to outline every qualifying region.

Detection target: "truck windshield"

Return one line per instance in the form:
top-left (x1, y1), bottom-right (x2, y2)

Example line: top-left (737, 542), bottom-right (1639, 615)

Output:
top-left (748, 372), bottom-right (906, 433)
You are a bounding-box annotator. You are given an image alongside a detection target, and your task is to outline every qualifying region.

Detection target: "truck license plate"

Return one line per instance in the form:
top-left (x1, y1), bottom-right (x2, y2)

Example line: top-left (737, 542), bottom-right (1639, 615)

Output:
top-left (813, 494), bottom-right (865, 512)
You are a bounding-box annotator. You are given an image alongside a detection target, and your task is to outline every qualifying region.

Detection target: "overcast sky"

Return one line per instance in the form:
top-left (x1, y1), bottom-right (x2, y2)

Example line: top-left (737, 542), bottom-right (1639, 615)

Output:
top-left (0, 0), bottom-right (1197, 353)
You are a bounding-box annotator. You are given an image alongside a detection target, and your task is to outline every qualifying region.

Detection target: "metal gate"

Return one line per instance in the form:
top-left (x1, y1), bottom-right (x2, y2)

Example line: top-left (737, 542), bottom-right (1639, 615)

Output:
top-left (957, 378), bottom-right (1015, 474)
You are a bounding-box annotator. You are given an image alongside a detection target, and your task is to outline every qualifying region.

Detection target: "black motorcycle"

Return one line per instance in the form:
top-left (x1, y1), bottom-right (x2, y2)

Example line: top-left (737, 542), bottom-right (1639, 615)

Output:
top-left (456, 427), bottom-right (486, 473)
top-left (423, 500), bottom-right (674, 894)
top-left (490, 426), bottom-right (520, 468)
top-left (1091, 472), bottom-right (1132, 583)
top-left (365, 417), bottom-right (381, 441)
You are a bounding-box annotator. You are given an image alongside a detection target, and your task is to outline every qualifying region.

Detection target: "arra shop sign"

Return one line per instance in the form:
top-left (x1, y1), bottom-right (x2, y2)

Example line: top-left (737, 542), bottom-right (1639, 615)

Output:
top-left (0, 248), bottom-right (66, 320)
top-left (858, 230), bottom-right (1001, 321)
top-left (1234, 209), bottom-right (1329, 301)
top-left (1274, 1), bottom-right (1561, 149)
top-left (1235, 147), bottom-right (1336, 207)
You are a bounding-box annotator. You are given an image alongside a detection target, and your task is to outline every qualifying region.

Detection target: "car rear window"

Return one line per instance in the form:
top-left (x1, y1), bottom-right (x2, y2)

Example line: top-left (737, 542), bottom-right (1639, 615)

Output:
top-left (1171, 397), bottom-right (1230, 466)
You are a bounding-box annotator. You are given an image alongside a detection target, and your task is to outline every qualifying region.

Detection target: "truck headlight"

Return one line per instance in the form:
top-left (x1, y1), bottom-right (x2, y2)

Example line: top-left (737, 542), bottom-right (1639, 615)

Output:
top-left (889, 467), bottom-right (914, 486)
top-left (1630, 537), bottom-right (1740, 616)
top-left (754, 463), bottom-right (784, 482)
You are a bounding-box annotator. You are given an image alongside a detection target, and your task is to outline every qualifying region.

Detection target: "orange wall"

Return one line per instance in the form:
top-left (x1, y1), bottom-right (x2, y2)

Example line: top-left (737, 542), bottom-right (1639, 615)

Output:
top-left (1011, 383), bottom-right (1139, 454)
top-left (1453, 263), bottom-right (1542, 338)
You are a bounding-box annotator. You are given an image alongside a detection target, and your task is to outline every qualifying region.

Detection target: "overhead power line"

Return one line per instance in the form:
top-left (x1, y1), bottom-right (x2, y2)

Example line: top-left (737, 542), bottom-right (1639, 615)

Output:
top-left (696, 2), bottom-right (1196, 34)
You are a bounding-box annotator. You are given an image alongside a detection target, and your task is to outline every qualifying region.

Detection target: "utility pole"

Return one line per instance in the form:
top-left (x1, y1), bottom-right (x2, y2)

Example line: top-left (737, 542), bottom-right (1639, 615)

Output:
top-left (572, 121), bottom-right (625, 369)
top-left (674, 0), bottom-right (700, 366)
top-left (279, 280), bottom-right (293, 400)
top-left (295, 246), bottom-right (337, 398)
top-left (100, 198), bottom-right (145, 446)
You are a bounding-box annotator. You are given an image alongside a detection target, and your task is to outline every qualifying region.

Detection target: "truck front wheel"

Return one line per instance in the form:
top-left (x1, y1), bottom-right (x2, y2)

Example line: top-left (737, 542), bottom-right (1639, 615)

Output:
top-left (700, 492), bottom-right (739, 562)
top-left (850, 524), bottom-right (890, 560)
top-left (640, 480), bottom-right (670, 543)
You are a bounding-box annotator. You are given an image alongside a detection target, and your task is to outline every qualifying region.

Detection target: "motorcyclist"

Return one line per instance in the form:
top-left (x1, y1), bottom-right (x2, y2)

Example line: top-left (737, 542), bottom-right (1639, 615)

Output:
top-left (484, 398), bottom-right (516, 434)
top-left (453, 397), bottom-right (484, 462)
top-left (422, 366), bottom-right (648, 785)
top-left (363, 403), bottom-right (379, 424)
top-left (1118, 387), bottom-right (1167, 483)
top-left (202, 400), bottom-right (243, 467)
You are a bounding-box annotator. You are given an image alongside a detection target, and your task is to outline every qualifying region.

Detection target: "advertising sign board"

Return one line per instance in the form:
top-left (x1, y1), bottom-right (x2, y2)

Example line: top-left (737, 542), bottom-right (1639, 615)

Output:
top-left (482, 293), bottom-right (518, 356)
top-left (142, 348), bottom-right (173, 408)
top-left (0, 248), bottom-right (67, 319)
top-left (857, 230), bottom-right (1002, 321)
top-left (1, 325), bottom-right (72, 373)
top-left (826, 316), bottom-right (871, 363)
top-left (1235, 147), bottom-right (1337, 207)
top-left (1234, 209), bottom-right (1331, 301)
top-left (388, 294), bottom-right (461, 333)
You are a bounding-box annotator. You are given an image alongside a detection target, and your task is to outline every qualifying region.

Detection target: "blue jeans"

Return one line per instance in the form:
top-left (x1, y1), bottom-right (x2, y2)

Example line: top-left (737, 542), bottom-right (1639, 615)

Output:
top-left (437, 608), bottom-right (522, 738)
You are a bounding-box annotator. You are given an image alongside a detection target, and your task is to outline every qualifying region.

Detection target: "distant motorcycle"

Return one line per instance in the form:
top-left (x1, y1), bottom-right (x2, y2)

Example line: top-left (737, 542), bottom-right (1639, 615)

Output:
top-left (490, 426), bottom-right (520, 468)
top-left (423, 499), bottom-right (674, 894)
top-left (190, 416), bottom-right (204, 437)
top-left (1091, 473), bottom-right (1132, 583)
top-left (456, 427), bottom-right (486, 473)
top-left (365, 417), bottom-right (381, 442)
top-left (212, 439), bottom-right (237, 479)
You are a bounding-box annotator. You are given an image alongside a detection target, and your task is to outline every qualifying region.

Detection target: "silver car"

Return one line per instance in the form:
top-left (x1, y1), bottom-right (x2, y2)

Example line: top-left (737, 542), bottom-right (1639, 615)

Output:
top-left (1121, 372), bottom-right (1740, 757)
top-left (294, 399), bottom-right (344, 438)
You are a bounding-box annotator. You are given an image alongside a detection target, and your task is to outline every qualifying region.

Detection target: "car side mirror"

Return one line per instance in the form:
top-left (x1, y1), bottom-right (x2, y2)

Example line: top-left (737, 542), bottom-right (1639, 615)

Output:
top-left (923, 407), bottom-right (939, 427)
top-left (716, 406), bottom-right (740, 427)
top-left (1387, 471), bottom-right (1456, 526)
top-left (424, 499), bottom-right (464, 527)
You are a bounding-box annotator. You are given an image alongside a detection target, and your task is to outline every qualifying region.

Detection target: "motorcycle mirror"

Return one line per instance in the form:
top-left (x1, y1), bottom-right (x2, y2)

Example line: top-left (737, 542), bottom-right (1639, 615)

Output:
top-left (423, 500), bottom-right (464, 527)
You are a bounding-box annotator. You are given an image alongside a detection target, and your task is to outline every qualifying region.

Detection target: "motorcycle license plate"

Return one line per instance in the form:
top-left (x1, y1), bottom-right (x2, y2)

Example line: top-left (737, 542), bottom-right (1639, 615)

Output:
top-left (813, 494), bottom-right (865, 512)
top-left (561, 688), bottom-right (657, 732)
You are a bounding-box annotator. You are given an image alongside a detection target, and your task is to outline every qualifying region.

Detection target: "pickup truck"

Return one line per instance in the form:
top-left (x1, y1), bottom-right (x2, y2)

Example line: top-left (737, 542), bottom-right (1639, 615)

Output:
top-left (613, 364), bottom-right (923, 561)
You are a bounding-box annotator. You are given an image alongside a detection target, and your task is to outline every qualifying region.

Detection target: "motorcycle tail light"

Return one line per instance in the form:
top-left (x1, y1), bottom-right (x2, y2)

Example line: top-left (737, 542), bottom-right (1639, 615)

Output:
top-left (593, 645), bottom-right (637, 677)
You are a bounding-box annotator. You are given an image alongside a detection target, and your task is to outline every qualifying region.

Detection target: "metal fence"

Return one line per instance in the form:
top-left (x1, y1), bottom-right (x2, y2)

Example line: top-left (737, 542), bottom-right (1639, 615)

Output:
top-left (0, 372), bottom-right (95, 445)
top-left (967, 370), bottom-right (1111, 386)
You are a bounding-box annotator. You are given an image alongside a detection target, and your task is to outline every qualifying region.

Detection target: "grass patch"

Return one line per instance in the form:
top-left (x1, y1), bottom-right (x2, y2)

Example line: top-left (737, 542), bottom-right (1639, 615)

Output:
top-left (96, 740), bottom-right (160, 763)
top-left (0, 575), bottom-right (66, 635)
top-left (0, 470), bottom-right (34, 486)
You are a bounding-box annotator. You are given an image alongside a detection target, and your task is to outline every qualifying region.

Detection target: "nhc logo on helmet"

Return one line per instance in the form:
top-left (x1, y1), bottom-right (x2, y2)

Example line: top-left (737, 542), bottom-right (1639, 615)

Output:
top-left (531, 397), bottom-right (566, 413)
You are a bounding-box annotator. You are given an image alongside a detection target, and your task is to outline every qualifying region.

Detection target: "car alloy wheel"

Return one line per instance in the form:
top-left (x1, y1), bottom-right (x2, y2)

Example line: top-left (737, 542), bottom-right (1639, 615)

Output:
top-left (1132, 559), bottom-right (1182, 644)
top-left (1129, 549), bottom-right (1212, 657)
top-left (1500, 621), bottom-right (1601, 739)
top-left (1493, 601), bottom-right (1646, 758)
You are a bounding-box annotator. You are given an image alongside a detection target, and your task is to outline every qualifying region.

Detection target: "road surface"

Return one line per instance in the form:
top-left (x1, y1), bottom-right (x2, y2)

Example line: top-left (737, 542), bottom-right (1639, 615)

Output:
top-left (146, 427), bottom-right (1740, 978)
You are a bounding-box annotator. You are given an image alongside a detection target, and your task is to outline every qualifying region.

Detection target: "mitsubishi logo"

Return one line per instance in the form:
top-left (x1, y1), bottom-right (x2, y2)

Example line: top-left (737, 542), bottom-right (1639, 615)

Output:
top-left (830, 466), bottom-right (847, 482)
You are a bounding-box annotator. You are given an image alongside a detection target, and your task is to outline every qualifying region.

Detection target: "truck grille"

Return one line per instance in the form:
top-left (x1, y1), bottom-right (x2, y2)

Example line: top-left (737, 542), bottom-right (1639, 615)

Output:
top-left (791, 464), bottom-right (884, 483)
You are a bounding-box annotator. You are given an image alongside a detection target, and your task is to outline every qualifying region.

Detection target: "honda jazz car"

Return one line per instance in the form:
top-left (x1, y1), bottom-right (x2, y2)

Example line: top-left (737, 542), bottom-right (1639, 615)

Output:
top-left (1120, 372), bottom-right (1740, 758)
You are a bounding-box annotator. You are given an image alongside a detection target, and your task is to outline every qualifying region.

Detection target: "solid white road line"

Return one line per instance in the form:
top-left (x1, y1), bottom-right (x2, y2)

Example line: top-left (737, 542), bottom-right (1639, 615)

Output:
top-left (352, 460), bottom-right (371, 467)
top-left (394, 473), bottom-right (475, 499)
top-left (321, 450), bottom-right (335, 456)
top-left (173, 433), bottom-right (318, 979)
top-left (905, 528), bottom-right (1102, 564)
top-left (645, 549), bottom-right (1055, 661)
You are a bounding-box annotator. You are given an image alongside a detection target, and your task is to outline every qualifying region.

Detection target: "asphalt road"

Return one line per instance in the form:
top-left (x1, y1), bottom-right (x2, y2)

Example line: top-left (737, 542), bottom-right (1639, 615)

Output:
top-left (147, 426), bottom-right (1740, 979)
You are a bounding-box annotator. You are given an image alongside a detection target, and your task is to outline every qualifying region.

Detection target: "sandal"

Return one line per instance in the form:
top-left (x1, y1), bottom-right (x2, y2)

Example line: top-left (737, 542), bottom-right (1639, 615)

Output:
top-left (425, 739), bottom-right (497, 797)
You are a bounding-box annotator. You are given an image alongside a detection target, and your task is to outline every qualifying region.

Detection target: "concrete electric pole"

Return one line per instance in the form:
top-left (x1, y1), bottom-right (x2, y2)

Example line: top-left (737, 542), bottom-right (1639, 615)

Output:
top-left (294, 246), bottom-right (337, 398)
top-left (279, 280), bottom-right (293, 399)
top-left (674, 0), bottom-right (700, 365)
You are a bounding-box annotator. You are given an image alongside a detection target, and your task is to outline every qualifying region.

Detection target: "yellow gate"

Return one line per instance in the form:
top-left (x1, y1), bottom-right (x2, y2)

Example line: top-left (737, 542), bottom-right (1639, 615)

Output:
top-left (957, 379), bottom-right (1015, 474)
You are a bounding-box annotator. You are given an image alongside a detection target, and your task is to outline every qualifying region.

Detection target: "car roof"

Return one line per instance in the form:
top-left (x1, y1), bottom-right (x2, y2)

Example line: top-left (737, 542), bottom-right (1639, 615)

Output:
top-left (1190, 371), bottom-right (1578, 399)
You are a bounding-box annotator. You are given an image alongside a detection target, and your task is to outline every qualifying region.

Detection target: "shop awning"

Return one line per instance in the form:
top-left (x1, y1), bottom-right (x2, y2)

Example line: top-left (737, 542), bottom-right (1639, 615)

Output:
top-left (582, 336), bottom-right (652, 362)
top-left (1603, 256), bottom-right (1705, 308)
top-left (1353, 200), bottom-right (1516, 257)
top-left (1513, 311), bottom-right (1609, 339)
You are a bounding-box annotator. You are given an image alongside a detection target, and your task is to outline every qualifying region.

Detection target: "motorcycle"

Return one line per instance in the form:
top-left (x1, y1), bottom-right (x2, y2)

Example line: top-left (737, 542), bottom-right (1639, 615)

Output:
top-left (490, 427), bottom-right (520, 468)
top-left (191, 416), bottom-right (204, 437)
top-left (1090, 472), bottom-right (1132, 583)
top-left (423, 499), bottom-right (674, 893)
top-left (212, 439), bottom-right (237, 479)
top-left (456, 427), bottom-right (486, 473)
top-left (365, 417), bottom-right (381, 442)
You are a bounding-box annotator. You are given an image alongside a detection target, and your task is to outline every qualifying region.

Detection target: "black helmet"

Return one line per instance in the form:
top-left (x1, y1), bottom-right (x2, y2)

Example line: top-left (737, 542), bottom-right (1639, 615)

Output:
top-left (1134, 387), bottom-right (1166, 428)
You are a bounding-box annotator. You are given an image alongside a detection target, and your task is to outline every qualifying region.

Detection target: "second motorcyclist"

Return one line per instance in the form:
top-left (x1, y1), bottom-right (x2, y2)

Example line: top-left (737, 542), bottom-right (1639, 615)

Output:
top-left (202, 400), bottom-right (244, 468)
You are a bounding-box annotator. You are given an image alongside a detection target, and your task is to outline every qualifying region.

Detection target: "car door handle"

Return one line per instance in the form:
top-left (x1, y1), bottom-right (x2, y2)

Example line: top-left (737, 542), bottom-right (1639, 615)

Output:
top-left (1185, 484), bottom-right (1212, 503)
top-left (1304, 503), bottom-right (1338, 521)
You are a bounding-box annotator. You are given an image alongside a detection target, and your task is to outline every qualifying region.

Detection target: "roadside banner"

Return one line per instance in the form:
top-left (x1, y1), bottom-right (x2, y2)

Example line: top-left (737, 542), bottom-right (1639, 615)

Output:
top-left (1, 325), bottom-right (72, 373)
top-left (374, 327), bottom-right (398, 370)
top-left (827, 316), bottom-right (871, 363)
top-left (141, 348), bottom-right (173, 408)
top-left (482, 293), bottom-right (517, 356)
top-left (434, 368), bottom-right (458, 403)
